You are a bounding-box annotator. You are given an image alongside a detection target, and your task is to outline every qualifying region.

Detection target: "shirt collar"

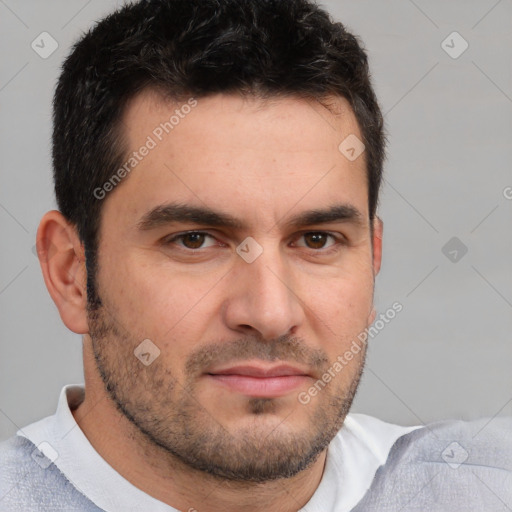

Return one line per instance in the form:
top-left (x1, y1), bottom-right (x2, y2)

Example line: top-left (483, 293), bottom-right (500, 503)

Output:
top-left (17, 384), bottom-right (419, 512)
top-left (18, 384), bottom-right (179, 512)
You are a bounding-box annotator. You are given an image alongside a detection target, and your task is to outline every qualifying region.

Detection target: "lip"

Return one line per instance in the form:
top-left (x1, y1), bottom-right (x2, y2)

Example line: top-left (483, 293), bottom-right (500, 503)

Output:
top-left (209, 364), bottom-right (309, 378)
top-left (206, 363), bottom-right (311, 398)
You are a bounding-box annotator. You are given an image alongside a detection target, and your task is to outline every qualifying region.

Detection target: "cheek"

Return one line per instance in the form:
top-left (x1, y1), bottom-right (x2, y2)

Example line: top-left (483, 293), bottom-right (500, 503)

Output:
top-left (303, 269), bottom-right (374, 357)
top-left (105, 255), bottom-right (219, 347)
top-left (307, 267), bottom-right (374, 320)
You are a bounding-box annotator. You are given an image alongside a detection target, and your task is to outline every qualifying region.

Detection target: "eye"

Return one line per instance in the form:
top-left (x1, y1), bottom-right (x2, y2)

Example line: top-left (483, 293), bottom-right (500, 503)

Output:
top-left (294, 232), bottom-right (341, 250)
top-left (162, 230), bottom-right (344, 254)
top-left (164, 231), bottom-right (219, 250)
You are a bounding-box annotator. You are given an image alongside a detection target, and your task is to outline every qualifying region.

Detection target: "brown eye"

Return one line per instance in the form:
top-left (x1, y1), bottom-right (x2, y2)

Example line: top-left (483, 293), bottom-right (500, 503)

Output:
top-left (180, 232), bottom-right (207, 249)
top-left (303, 232), bottom-right (331, 249)
top-left (164, 231), bottom-right (218, 250)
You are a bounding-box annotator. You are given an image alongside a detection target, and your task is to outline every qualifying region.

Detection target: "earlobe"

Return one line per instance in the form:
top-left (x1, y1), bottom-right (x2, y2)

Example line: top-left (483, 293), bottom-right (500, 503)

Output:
top-left (36, 210), bottom-right (89, 334)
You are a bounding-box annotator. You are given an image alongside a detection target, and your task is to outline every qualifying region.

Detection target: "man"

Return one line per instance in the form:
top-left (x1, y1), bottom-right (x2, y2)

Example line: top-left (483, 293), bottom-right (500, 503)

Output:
top-left (1, 0), bottom-right (511, 510)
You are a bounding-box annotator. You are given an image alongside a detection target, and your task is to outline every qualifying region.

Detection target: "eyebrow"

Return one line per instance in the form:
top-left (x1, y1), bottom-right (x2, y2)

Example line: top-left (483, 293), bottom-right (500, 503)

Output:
top-left (136, 202), bottom-right (366, 232)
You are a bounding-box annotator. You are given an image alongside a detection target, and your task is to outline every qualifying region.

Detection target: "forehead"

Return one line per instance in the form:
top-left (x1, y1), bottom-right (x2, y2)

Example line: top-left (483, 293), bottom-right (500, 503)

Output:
top-left (103, 90), bottom-right (369, 232)
top-left (122, 89), bottom-right (363, 154)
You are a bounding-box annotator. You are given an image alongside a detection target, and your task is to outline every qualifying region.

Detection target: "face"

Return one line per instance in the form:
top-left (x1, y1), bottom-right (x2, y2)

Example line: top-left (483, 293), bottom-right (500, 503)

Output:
top-left (86, 91), bottom-right (381, 482)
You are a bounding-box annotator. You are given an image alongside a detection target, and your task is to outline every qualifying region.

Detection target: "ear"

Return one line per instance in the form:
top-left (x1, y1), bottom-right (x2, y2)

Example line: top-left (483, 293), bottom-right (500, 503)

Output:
top-left (367, 216), bottom-right (384, 326)
top-left (372, 216), bottom-right (383, 277)
top-left (36, 210), bottom-right (89, 334)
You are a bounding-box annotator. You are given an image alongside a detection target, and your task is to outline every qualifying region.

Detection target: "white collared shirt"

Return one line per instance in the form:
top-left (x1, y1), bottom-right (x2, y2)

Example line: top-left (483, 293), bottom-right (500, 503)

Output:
top-left (16, 384), bottom-right (420, 512)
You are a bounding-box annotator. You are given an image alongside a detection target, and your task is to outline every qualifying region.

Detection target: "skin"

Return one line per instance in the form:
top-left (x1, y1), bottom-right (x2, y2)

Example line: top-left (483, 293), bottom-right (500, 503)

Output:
top-left (37, 91), bottom-right (383, 512)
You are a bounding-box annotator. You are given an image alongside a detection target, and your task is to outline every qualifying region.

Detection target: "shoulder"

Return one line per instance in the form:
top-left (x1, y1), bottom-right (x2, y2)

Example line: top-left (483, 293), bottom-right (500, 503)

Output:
top-left (351, 416), bottom-right (512, 511)
top-left (0, 435), bottom-right (102, 512)
top-left (392, 416), bottom-right (512, 469)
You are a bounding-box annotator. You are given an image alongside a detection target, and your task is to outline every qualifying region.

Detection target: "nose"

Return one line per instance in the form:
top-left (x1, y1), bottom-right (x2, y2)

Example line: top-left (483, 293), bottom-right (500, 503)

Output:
top-left (222, 244), bottom-right (305, 340)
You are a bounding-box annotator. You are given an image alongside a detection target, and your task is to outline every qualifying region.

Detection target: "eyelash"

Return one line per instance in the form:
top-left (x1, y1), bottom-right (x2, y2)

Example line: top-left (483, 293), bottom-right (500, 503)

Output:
top-left (162, 231), bottom-right (346, 255)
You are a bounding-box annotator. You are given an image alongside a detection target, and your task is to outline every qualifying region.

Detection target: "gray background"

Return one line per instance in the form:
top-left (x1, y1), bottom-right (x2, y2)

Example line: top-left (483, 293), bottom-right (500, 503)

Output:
top-left (1, 0), bottom-right (511, 442)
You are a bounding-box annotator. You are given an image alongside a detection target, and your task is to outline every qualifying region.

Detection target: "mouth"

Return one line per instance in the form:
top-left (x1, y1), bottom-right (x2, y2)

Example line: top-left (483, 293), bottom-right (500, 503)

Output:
top-left (206, 363), bottom-right (311, 398)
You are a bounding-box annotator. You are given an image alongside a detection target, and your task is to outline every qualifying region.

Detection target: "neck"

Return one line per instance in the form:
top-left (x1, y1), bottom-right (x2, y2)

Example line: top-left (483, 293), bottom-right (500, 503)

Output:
top-left (72, 342), bottom-right (327, 512)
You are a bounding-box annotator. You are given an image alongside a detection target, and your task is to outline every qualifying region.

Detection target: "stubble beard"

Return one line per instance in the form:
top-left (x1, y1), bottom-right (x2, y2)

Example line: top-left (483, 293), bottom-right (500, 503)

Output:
top-left (86, 299), bottom-right (366, 483)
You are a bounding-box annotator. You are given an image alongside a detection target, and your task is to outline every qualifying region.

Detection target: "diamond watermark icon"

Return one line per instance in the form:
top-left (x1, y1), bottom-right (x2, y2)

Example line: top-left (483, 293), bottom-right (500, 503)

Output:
top-left (442, 237), bottom-right (468, 263)
top-left (134, 339), bottom-right (161, 366)
top-left (31, 32), bottom-right (59, 59)
top-left (236, 237), bottom-right (263, 263)
top-left (441, 31), bottom-right (468, 60)
top-left (441, 441), bottom-right (469, 469)
top-left (338, 134), bottom-right (365, 162)
top-left (31, 442), bottom-right (59, 469)
top-left (32, 238), bottom-right (58, 262)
